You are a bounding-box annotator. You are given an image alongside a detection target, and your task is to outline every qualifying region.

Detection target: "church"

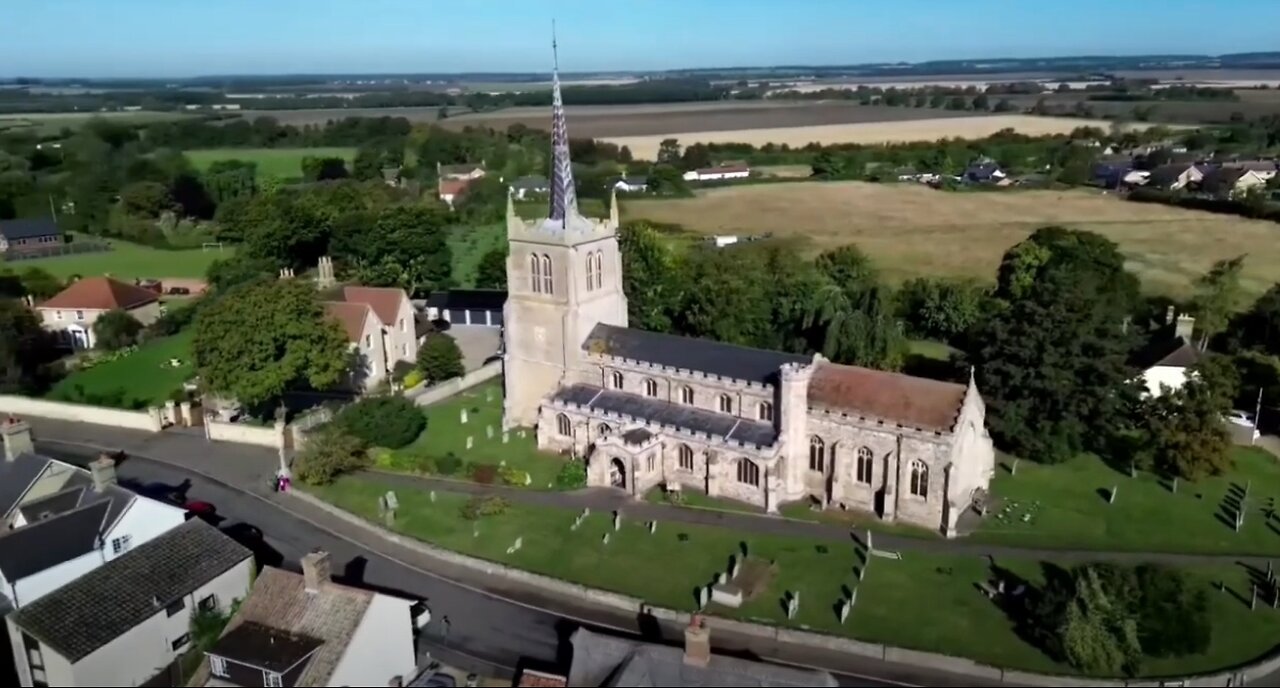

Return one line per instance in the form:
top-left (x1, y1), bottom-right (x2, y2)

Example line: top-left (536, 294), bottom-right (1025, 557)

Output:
top-left (501, 53), bottom-right (995, 537)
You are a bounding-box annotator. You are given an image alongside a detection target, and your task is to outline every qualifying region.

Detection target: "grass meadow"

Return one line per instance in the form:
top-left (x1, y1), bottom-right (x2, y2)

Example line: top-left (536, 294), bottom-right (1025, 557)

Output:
top-left (2, 239), bottom-right (229, 281)
top-left (185, 147), bottom-right (357, 179)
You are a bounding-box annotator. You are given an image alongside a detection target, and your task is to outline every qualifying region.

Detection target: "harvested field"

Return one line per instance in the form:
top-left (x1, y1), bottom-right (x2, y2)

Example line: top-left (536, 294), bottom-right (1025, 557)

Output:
top-left (623, 181), bottom-right (1280, 297)
top-left (605, 115), bottom-right (1149, 160)
top-left (0, 110), bottom-right (193, 134)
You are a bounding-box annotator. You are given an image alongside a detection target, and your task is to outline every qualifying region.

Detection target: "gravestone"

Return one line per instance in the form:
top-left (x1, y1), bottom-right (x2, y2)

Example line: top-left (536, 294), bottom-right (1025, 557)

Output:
top-left (866, 529), bottom-right (874, 553)
top-left (849, 587), bottom-right (858, 609)
top-left (466, 436), bottom-right (474, 450)
top-left (786, 593), bottom-right (798, 620)
top-left (1252, 584), bottom-right (1258, 611)
top-left (1109, 485), bottom-right (1118, 504)
top-left (506, 536), bottom-right (523, 555)
top-left (473, 524), bottom-right (480, 538)
top-left (429, 491), bottom-right (436, 503)
top-left (1011, 458), bottom-right (1018, 476)
top-left (648, 520), bottom-right (656, 535)
top-left (698, 586), bottom-right (710, 609)
top-left (384, 491), bottom-right (399, 512)
top-left (460, 409), bottom-right (468, 424)
top-left (602, 533), bottom-right (610, 545)
top-left (486, 389), bottom-right (493, 403)
top-left (487, 425), bottom-right (494, 439)
top-left (711, 583), bottom-right (743, 608)
top-left (502, 431), bottom-right (509, 444)
top-left (583, 507), bottom-right (591, 517)
top-left (1172, 476), bottom-right (1178, 494)
top-left (716, 572), bottom-right (727, 585)
top-left (519, 430), bottom-right (526, 438)
top-left (613, 512), bottom-right (621, 531)
top-left (838, 598), bottom-right (850, 624)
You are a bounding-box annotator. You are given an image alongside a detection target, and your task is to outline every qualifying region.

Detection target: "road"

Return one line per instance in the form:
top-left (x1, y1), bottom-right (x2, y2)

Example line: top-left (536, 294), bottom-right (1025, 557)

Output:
top-left (38, 441), bottom-right (950, 687)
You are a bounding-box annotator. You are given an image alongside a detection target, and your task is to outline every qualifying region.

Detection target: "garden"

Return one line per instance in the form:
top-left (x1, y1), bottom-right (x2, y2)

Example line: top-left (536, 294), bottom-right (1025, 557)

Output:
top-left (45, 330), bottom-right (195, 409)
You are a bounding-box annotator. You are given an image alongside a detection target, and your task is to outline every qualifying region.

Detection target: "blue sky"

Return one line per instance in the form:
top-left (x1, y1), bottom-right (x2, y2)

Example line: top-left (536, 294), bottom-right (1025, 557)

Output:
top-left (4, 0), bottom-right (1280, 78)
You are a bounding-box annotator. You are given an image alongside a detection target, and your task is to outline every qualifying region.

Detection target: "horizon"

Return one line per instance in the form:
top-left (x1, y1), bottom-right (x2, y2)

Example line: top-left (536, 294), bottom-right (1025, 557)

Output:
top-left (4, 0), bottom-right (1280, 79)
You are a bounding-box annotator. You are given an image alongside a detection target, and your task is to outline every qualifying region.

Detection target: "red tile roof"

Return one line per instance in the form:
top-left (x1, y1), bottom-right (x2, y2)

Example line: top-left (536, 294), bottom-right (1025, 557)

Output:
top-left (342, 286), bottom-right (404, 326)
top-left (324, 301), bottom-right (370, 342)
top-left (808, 362), bottom-right (968, 433)
top-left (517, 669), bottom-right (569, 687)
top-left (38, 277), bottom-right (159, 311)
top-left (438, 178), bottom-right (472, 197)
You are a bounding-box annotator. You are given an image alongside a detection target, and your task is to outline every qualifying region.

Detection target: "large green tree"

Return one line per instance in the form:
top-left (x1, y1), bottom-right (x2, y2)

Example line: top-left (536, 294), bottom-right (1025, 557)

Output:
top-left (330, 205), bottom-right (451, 296)
top-left (805, 245), bottom-right (905, 369)
top-left (1191, 255), bottom-right (1246, 350)
top-left (898, 277), bottom-right (987, 344)
top-left (92, 310), bottom-right (143, 350)
top-left (203, 159), bottom-right (257, 205)
top-left (474, 246), bottom-right (508, 290)
top-left (618, 222), bottom-right (685, 333)
top-left (1058, 567), bottom-right (1142, 676)
top-left (0, 300), bottom-right (55, 394)
top-left (417, 332), bottom-right (464, 383)
top-left (192, 279), bottom-right (350, 406)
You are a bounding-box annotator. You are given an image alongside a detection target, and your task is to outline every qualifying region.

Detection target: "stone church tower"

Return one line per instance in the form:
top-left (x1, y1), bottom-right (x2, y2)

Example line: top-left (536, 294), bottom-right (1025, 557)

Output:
top-left (502, 41), bottom-right (628, 427)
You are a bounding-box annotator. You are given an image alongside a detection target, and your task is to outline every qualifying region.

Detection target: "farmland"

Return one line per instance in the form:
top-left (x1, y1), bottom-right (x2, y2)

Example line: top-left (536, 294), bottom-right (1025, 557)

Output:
top-left (622, 181), bottom-right (1280, 298)
top-left (0, 110), bottom-right (193, 135)
top-left (185, 147), bottom-right (357, 179)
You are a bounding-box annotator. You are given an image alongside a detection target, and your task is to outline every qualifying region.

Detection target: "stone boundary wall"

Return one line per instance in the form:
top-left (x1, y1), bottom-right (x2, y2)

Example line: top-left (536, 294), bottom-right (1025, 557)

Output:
top-left (0, 396), bottom-right (162, 432)
top-left (407, 360), bottom-right (502, 407)
top-left (205, 419), bottom-right (283, 448)
top-left (291, 489), bottom-right (1278, 687)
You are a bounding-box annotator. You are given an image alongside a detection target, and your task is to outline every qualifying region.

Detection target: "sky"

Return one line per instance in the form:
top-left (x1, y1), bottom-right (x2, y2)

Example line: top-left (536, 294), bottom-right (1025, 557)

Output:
top-left (4, 0), bottom-right (1280, 78)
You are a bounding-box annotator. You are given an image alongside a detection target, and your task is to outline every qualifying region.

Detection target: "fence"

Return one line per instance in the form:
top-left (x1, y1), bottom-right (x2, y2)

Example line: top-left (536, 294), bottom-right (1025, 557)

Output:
top-left (406, 360), bottom-right (502, 407)
top-left (205, 419), bottom-right (284, 448)
top-left (1, 241), bottom-right (111, 263)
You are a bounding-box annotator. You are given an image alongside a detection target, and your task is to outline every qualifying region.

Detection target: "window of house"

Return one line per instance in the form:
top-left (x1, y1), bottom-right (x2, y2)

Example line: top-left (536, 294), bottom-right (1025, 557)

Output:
top-left (170, 633), bottom-right (190, 651)
top-left (209, 656), bottom-right (228, 678)
top-left (856, 446), bottom-right (874, 484)
top-left (678, 444), bottom-right (694, 470)
top-left (530, 254), bottom-right (542, 294)
top-left (808, 437), bottom-right (825, 472)
top-left (54, 310), bottom-right (63, 321)
top-left (585, 253), bottom-right (596, 292)
top-left (910, 460), bottom-right (929, 498)
top-left (736, 458), bottom-right (760, 487)
top-left (610, 371), bottom-right (624, 389)
top-left (643, 378), bottom-right (658, 398)
top-left (598, 423), bottom-right (612, 437)
top-left (556, 413), bottom-right (571, 437)
top-left (111, 534), bottom-right (132, 555)
top-left (198, 594), bottom-right (217, 612)
top-left (593, 251), bottom-right (604, 289)
top-left (402, 343), bottom-right (409, 357)
top-left (364, 334), bottom-right (372, 348)
top-left (541, 255), bottom-right (553, 295)
top-left (680, 386), bottom-right (694, 405)
top-left (165, 598), bottom-right (185, 617)
top-left (758, 401), bottom-right (774, 422)
top-left (264, 670), bottom-right (283, 687)
top-left (399, 317), bottom-right (406, 332)
top-left (718, 394), bottom-right (733, 414)
top-left (75, 310), bottom-right (84, 320)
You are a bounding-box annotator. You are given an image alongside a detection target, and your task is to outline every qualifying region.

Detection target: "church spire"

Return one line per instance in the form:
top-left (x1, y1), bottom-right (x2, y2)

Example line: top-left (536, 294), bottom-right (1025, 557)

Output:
top-left (548, 21), bottom-right (579, 226)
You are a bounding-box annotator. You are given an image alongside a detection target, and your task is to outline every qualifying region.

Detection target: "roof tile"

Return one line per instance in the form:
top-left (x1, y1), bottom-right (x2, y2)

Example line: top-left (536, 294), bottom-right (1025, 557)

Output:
top-left (39, 276), bottom-right (158, 311)
top-left (808, 362), bottom-right (968, 433)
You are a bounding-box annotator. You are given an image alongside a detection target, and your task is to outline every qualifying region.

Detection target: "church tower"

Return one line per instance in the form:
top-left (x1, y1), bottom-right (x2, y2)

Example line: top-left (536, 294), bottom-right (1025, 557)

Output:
top-left (502, 34), bottom-right (629, 427)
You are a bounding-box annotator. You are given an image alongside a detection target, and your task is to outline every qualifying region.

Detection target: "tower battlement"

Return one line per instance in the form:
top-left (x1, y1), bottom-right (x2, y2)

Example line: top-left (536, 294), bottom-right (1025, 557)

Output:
top-left (506, 191), bottom-right (620, 247)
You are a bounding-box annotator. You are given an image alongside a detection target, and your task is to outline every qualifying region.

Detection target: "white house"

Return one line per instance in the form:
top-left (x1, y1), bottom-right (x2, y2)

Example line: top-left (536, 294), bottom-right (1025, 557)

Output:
top-left (1135, 315), bottom-right (1200, 398)
top-left (7, 519), bottom-right (253, 687)
top-left (325, 286), bottom-right (418, 391)
top-left (0, 419), bottom-right (188, 612)
top-left (35, 277), bottom-right (161, 350)
top-left (612, 176), bottom-right (648, 193)
top-left (191, 552), bottom-right (421, 688)
top-left (683, 165), bottom-right (750, 182)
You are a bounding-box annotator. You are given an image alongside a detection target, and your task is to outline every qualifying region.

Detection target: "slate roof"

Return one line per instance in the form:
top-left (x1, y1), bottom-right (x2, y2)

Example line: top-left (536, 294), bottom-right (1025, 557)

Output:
top-left (1200, 167), bottom-right (1254, 194)
top-left (582, 324), bottom-right (809, 386)
top-left (0, 500), bottom-right (111, 583)
top-left (0, 217), bottom-right (61, 241)
top-left (808, 362), bottom-right (968, 433)
top-left (568, 628), bottom-right (837, 687)
top-left (17, 486), bottom-right (86, 524)
top-left (12, 519), bottom-right (249, 662)
top-left (621, 428), bottom-right (654, 445)
top-left (552, 385), bottom-right (778, 447)
top-left (342, 286), bottom-right (405, 326)
top-left (209, 621), bottom-right (323, 673)
top-left (1134, 336), bottom-right (1201, 370)
top-left (1145, 163), bottom-right (1197, 189)
top-left (0, 452), bottom-right (51, 518)
top-left (38, 276), bottom-right (159, 311)
top-left (324, 301), bottom-right (371, 342)
top-left (424, 289), bottom-right (508, 311)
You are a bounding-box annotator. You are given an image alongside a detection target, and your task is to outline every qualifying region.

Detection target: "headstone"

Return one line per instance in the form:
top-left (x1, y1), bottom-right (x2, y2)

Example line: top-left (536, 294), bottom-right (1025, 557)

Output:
top-left (473, 524), bottom-right (480, 538)
top-left (429, 491), bottom-right (436, 503)
top-left (739, 542), bottom-right (749, 559)
top-left (519, 430), bottom-right (526, 438)
top-left (613, 512), bottom-right (621, 531)
top-left (583, 507), bottom-right (591, 517)
top-left (524, 473), bottom-right (532, 486)
top-left (1252, 584), bottom-right (1258, 611)
top-left (711, 584), bottom-right (743, 608)
top-left (1172, 477), bottom-right (1178, 494)
top-left (698, 585), bottom-right (710, 609)
top-left (460, 409), bottom-right (468, 424)
top-left (1129, 462), bottom-right (1136, 479)
top-left (384, 491), bottom-right (399, 511)
top-left (849, 587), bottom-right (858, 609)
top-left (1236, 510), bottom-right (1244, 532)
top-left (648, 520), bottom-right (656, 534)
top-left (866, 529), bottom-right (874, 553)
top-left (486, 389), bottom-right (493, 403)
top-left (1109, 485), bottom-right (1118, 504)
top-left (466, 436), bottom-right (474, 450)
top-left (838, 598), bottom-right (850, 624)
top-left (1011, 458), bottom-right (1018, 476)
top-left (602, 533), bottom-right (610, 545)
top-left (716, 572), bottom-right (727, 585)
top-left (786, 593), bottom-right (798, 619)
top-left (506, 537), bottom-right (524, 555)
top-left (487, 425), bottom-right (494, 439)
top-left (502, 431), bottom-right (510, 444)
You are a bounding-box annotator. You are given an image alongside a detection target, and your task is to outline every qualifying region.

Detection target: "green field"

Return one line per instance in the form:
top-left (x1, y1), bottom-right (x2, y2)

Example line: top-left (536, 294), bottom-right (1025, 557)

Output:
top-left (447, 223), bottom-right (505, 288)
top-left (0, 111), bottom-right (193, 135)
top-left (46, 331), bottom-right (195, 409)
top-left (1, 239), bottom-right (228, 281)
top-left (186, 147), bottom-right (357, 179)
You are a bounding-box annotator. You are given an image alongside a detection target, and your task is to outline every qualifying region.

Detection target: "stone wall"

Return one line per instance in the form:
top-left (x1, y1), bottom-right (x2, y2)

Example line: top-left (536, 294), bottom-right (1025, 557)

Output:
top-left (408, 360), bottom-right (502, 407)
top-left (205, 419), bottom-right (284, 448)
top-left (0, 396), bottom-right (162, 432)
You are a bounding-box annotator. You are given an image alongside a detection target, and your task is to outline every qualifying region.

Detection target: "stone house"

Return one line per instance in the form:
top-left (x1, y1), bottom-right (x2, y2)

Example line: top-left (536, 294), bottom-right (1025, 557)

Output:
top-left (6, 519), bottom-right (252, 687)
top-left (324, 286), bottom-right (416, 391)
top-left (36, 277), bottom-right (161, 350)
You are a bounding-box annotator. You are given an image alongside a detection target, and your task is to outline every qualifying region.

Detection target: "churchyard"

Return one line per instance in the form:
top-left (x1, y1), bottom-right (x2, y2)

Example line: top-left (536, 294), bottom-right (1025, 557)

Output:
top-left (185, 147), bottom-right (357, 180)
top-left (45, 330), bottom-right (194, 409)
top-left (309, 473), bottom-right (1280, 677)
top-left (4, 237), bottom-right (227, 281)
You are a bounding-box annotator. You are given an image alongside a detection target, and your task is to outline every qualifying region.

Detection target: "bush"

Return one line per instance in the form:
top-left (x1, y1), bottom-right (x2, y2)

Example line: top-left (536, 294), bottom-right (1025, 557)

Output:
top-left (470, 463), bottom-right (499, 484)
top-left (293, 428), bottom-right (369, 485)
top-left (147, 299), bottom-right (200, 338)
top-left (391, 360), bottom-right (415, 383)
top-left (417, 332), bottom-right (464, 383)
top-left (499, 465), bottom-right (528, 486)
top-left (403, 369), bottom-right (425, 389)
top-left (436, 452), bottom-right (464, 475)
top-left (93, 309), bottom-right (143, 350)
top-left (460, 495), bottom-right (510, 521)
top-left (334, 396), bottom-right (425, 449)
top-left (555, 460), bottom-right (587, 490)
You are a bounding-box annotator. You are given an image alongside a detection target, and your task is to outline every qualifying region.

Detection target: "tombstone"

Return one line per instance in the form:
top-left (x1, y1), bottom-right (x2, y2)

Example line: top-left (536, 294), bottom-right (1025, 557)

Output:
top-left (466, 436), bottom-right (474, 450)
top-left (730, 557), bottom-right (740, 579)
top-left (1128, 462), bottom-right (1136, 479)
top-left (786, 593), bottom-right (798, 620)
top-left (502, 431), bottom-right (510, 444)
top-left (519, 430), bottom-right (526, 438)
top-left (1172, 476), bottom-right (1178, 494)
top-left (487, 425), bottom-right (494, 440)
top-left (1236, 510), bottom-right (1244, 532)
top-left (583, 507), bottom-right (591, 518)
top-left (570, 518), bottom-right (580, 532)
top-left (506, 536), bottom-right (523, 555)
top-left (838, 598), bottom-right (850, 624)
top-left (648, 520), bottom-right (656, 535)
top-left (613, 512), bottom-right (621, 531)
top-left (525, 473), bottom-right (532, 486)
top-left (429, 491), bottom-right (436, 503)
top-left (1109, 485), bottom-right (1118, 504)
top-left (1252, 584), bottom-right (1258, 611)
top-left (866, 529), bottom-right (874, 553)
top-left (486, 388), bottom-right (493, 403)
top-left (849, 587), bottom-right (858, 609)
top-left (1247, 479), bottom-right (1253, 498)
top-left (460, 409), bottom-right (468, 424)
top-left (472, 524), bottom-right (480, 538)
top-left (698, 586), bottom-right (711, 609)
top-left (739, 541), bottom-right (749, 559)
top-left (499, 459), bottom-right (506, 467)
top-left (1010, 458), bottom-right (1018, 476)
top-left (602, 533), bottom-right (610, 545)
top-left (716, 572), bottom-right (727, 585)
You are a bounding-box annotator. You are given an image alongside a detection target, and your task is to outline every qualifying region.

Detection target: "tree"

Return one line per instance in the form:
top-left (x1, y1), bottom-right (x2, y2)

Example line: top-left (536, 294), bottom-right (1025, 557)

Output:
top-left (120, 181), bottom-right (175, 217)
top-left (657, 138), bottom-right (682, 165)
top-left (619, 222), bottom-right (685, 332)
top-left (971, 94), bottom-right (990, 111)
top-left (203, 160), bottom-right (257, 205)
top-left (330, 205), bottom-right (452, 296)
top-left (417, 332), bottom-right (464, 383)
top-left (1057, 566), bottom-right (1142, 676)
top-left (292, 426), bottom-right (369, 485)
top-left (681, 144), bottom-right (712, 171)
top-left (92, 309), bottom-right (143, 350)
top-left (1146, 356), bottom-right (1235, 479)
top-left (804, 246), bottom-right (905, 369)
top-left (192, 279), bottom-right (350, 407)
top-left (1133, 565), bottom-right (1210, 658)
top-left (898, 277), bottom-right (987, 343)
top-left (1191, 255), bottom-right (1245, 350)
top-left (474, 246), bottom-right (508, 290)
top-left (646, 164), bottom-right (688, 195)
top-left (352, 146), bottom-right (383, 181)
top-left (993, 98), bottom-right (1017, 112)
top-left (0, 300), bottom-right (55, 394)
top-left (300, 156), bottom-right (348, 182)
top-left (205, 255), bottom-right (276, 292)
top-left (18, 268), bottom-right (63, 300)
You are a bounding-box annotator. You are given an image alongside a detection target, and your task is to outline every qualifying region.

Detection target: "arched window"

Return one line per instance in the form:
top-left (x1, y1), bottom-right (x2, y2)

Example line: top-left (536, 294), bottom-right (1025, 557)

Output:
top-left (585, 253), bottom-right (596, 292)
top-left (610, 371), bottom-right (624, 389)
top-left (678, 444), bottom-right (694, 470)
top-left (910, 460), bottom-right (929, 498)
top-left (541, 255), bottom-right (553, 294)
top-left (809, 436), bottom-right (825, 472)
top-left (718, 394), bottom-right (733, 414)
top-left (647, 455), bottom-right (655, 472)
top-left (681, 386), bottom-right (694, 405)
top-left (598, 423), bottom-right (613, 437)
top-left (530, 254), bottom-right (542, 294)
top-left (556, 413), bottom-right (571, 437)
top-left (593, 251), bottom-right (604, 289)
top-left (758, 401), bottom-right (774, 422)
top-left (736, 458), bottom-right (760, 487)
top-left (856, 446), bottom-right (874, 484)
top-left (643, 378), bottom-right (659, 398)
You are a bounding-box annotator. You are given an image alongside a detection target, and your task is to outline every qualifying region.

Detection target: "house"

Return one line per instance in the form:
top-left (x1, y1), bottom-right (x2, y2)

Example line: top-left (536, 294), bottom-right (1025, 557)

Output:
top-left (1134, 313), bottom-right (1200, 398)
top-left (567, 618), bottom-right (837, 687)
top-left (0, 418), bottom-right (188, 611)
top-left (437, 178), bottom-right (472, 209)
top-left (437, 162), bottom-right (486, 181)
top-left (1091, 156), bottom-right (1137, 188)
top-left (325, 286), bottom-right (417, 391)
top-left (423, 289), bottom-right (506, 327)
top-left (190, 551), bottom-right (420, 688)
top-left (510, 176), bottom-right (550, 200)
top-left (380, 166), bottom-right (403, 187)
top-left (1143, 163), bottom-right (1205, 191)
top-left (612, 176), bottom-right (648, 193)
top-left (36, 276), bottom-right (162, 350)
top-left (682, 165), bottom-right (750, 182)
top-left (963, 161), bottom-right (1007, 184)
top-left (1200, 167), bottom-right (1269, 198)
top-left (7, 519), bottom-right (253, 687)
top-left (1222, 160), bottom-right (1278, 182)
top-left (0, 218), bottom-right (62, 254)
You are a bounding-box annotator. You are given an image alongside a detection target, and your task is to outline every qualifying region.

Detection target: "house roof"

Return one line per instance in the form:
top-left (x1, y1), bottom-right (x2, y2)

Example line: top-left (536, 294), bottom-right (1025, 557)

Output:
top-left (0, 500), bottom-right (111, 583)
top-left (424, 289), bottom-right (507, 311)
top-left (1134, 336), bottom-right (1201, 370)
top-left (11, 519), bottom-right (250, 662)
top-left (209, 621), bottom-right (324, 673)
top-left (552, 384), bottom-right (778, 447)
top-left (324, 301), bottom-right (371, 342)
top-left (438, 163), bottom-right (484, 177)
top-left (438, 178), bottom-right (472, 197)
top-left (568, 628), bottom-right (837, 687)
top-left (1145, 163), bottom-right (1196, 188)
top-left (808, 362), bottom-right (969, 433)
top-left (0, 452), bottom-right (52, 518)
top-left (0, 217), bottom-right (60, 241)
top-left (582, 324), bottom-right (809, 386)
top-left (342, 286), bottom-right (405, 326)
top-left (1223, 160), bottom-right (1277, 173)
top-left (38, 276), bottom-right (159, 312)
top-left (616, 176), bottom-right (648, 186)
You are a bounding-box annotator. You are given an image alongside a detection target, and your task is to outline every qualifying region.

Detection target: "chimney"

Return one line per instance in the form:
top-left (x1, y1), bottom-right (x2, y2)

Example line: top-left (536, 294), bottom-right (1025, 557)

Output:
top-left (89, 455), bottom-right (117, 492)
top-left (1175, 315), bottom-right (1195, 343)
top-left (1, 417), bottom-right (34, 461)
top-left (302, 550), bottom-right (331, 593)
top-left (683, 615), bottom-right (711, 668)
top-left (1165, 304), bottom-right (1176, 327)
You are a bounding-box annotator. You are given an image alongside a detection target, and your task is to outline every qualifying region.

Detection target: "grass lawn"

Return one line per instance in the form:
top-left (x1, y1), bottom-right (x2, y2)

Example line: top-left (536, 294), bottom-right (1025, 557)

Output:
top-left (45, 331), bottom-right (194, 409)
top-left (392, 380), bottom-right (566, 489)
top-left (2, 238), bottom-right (229, 281)
top-left (185, 147), bottom-right (357, 180)
top-left (447, 223), bottom-right (505, 288)
top-left (976, 448), bottom-right (1280, 556)
top-left (309, 474), bottom-right (1280, 678)
top-left (644, 486), bottom-right (765, 514)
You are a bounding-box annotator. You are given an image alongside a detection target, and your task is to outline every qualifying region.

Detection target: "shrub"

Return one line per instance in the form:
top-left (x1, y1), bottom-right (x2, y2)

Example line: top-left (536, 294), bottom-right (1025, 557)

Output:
top-left (334, 396), bottom-right (425, 449)
top-left (436, 452), bottom-right (464, 475)
top-left (148, 300), bottom-right (200, 338)
top-left (470, 463), bottom-right (499, 484)
top-left (93, 309), bottom-right (144, 350)
top-left (499, 465), bottom-right (528, 486)
top-left (403, 369), bottom-right (425, 389)
top-left (555, 460), bottom-right (587, 490)
top-left (391, 360), bottom-right (415, 383)
top-left (417, 332), bottom-right (464, 383)
top-left (293, 428), bottom-right (369, 485)
top-left (460, 495), bottom-right (510, 521)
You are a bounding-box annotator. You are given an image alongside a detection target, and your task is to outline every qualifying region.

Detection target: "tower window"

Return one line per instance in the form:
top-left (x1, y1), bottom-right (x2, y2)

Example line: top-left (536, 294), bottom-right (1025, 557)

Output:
top-left (758, 401), bottom-right (774, 422)
top-left (530, 254), bottom-right (542, 294)
top-left (680, 386), bottom-right (694, 405)
top-left (541, 254), bottom-right (553, 294)
top-left (610, 371), bottom-right (624, 389)
top-left (718, 394), bottom-right (733, 414)
top-left (644, 378), bottom-right (659, 398)
top-left (585, 252), bottom-right (596, 292)
top-left (593, 251), bottom-right (604, 290)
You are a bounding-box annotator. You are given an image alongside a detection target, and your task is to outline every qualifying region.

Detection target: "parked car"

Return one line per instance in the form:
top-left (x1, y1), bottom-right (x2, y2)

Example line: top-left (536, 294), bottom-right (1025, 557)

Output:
top-left (1225, 410), bottom-right (1256, 427)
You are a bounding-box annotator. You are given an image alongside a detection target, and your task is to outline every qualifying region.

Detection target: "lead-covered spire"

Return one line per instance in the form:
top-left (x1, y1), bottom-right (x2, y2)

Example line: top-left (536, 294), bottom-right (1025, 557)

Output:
top-left (548, 23), bottom-right (578, 226)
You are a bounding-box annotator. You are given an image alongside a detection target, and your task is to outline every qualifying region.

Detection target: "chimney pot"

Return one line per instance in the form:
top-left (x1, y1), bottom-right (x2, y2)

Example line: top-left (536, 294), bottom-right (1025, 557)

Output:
top-left (683, 614), bottom-right (711, 668)
top-left (302, 550), bottom-right (331, 593)
top-left (2, 417), bottom-right (34, 462)
top-left (90, 456), bottom-right (117, 492)
top-left (1175, 314), bottom-right (1196, 343)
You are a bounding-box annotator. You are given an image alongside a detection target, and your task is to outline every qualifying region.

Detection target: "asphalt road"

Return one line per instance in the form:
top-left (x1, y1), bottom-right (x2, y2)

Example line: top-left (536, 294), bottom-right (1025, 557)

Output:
top-left (38, 442), bottom-right (931, 687)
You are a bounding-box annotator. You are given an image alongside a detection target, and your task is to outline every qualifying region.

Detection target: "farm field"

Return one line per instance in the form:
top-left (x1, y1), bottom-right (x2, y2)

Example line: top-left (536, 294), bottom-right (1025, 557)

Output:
top-left (185, 147), bottom-right (357, 179)
top-left (2, 239), bottom-right (228, 281)
top-left (0, 110), bottom-right (193, 135)
top-left (622, 181), bottom-right (1280, 298)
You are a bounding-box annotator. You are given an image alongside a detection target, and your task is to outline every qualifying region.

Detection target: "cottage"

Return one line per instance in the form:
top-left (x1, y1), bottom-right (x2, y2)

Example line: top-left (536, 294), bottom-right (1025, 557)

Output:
top-left (1143, 163), bottom-right (1205, 191)
top-left (683, 165), bottom-right (750, 182)
top-left (963, 161), bottom-right (1007, 184)
top-left (1200, 167), bottom-right (1269, 198)
top-left (325, 286), bottom-right (417, 391)
top-left (612, 175), bottom-right (649, 193)
top-left (0, 218), bottom-right (62, 254)
top-left (1134, 314), bottom-right (1200, 398)
top-left (1222, 160), bottom-right (1278, 181)
top-left (36, 276), bottom-right (161, 350)
top-left (6, 519), bottom-right (252, 687)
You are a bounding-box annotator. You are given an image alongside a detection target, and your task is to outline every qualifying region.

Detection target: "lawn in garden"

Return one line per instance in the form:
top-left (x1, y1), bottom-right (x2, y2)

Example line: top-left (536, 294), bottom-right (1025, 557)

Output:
top-left (45, 331), bottom-right (195, 409)
top-left (309, 474), bottom-right (1280, 678)
top-left (185, 147), bottom-right (357, 180)
top-left (976, 448), bottom-right (1280, 555)
top-left (4, 239), bottom-right (228, 281)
